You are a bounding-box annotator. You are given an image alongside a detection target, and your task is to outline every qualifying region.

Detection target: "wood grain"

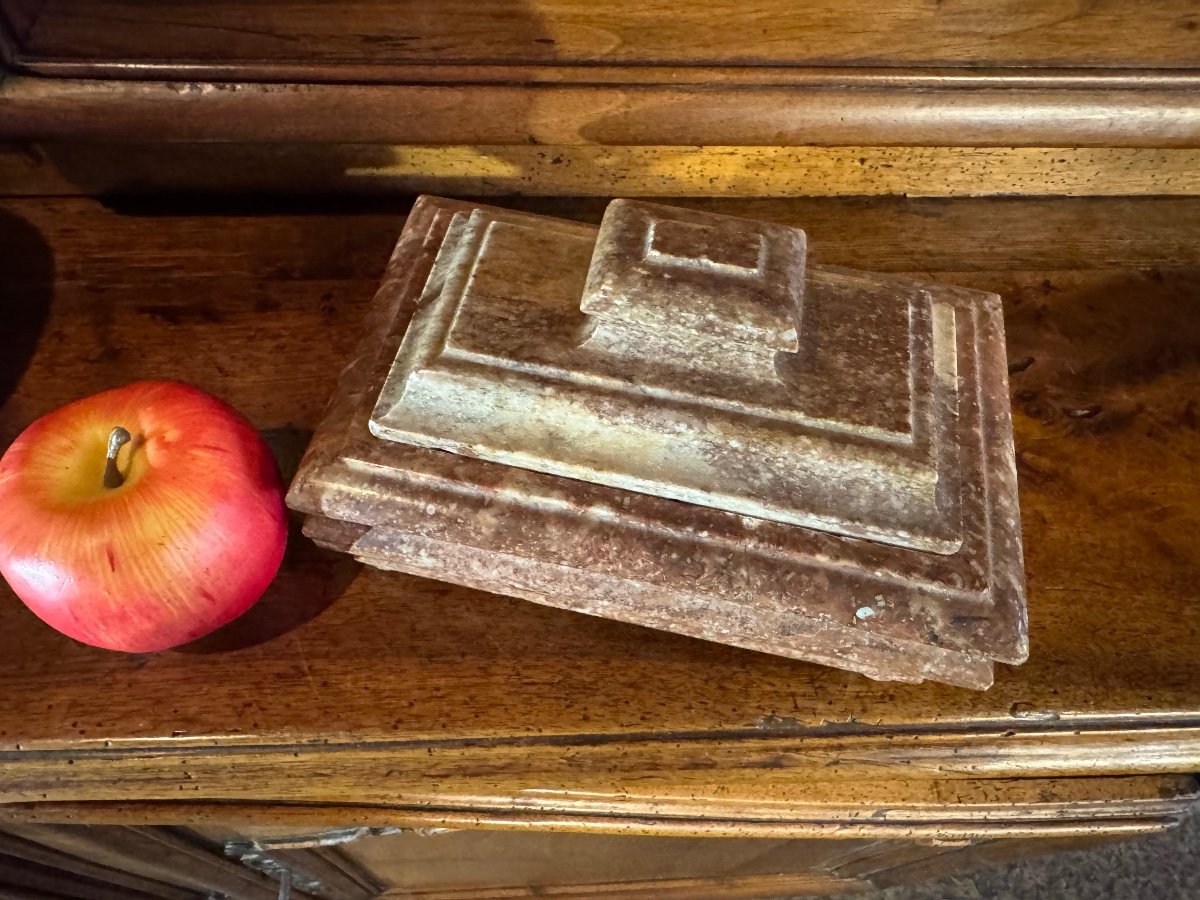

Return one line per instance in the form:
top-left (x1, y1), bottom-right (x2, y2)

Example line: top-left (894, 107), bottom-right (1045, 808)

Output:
top-left (7, 143), bottom-right (1200, 199)
top-left (15, 1), bottom-right (1200, 69)
top-left (374, 872), bottom-right (862, 899)
top-left (339, 830), bottom-right (859, 893)
top-left (2, 738), bottom-right (1194, 836)
top-left (15, 63), bottom-right (1200, 90)
top-left (0, 803), bottom-right (1186, 842)
top-left (0, 196), bottom-right (1198, 833)
top-left (9, 822), bottom-right (1110, 899)
top-left (3, 77), bottom-right (1200, 149)
top-left (139, 827), bottom-right (1190, 899)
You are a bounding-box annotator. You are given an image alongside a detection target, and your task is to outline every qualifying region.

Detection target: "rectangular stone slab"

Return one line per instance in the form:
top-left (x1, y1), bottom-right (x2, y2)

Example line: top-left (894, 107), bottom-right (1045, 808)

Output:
top-left (287, 196), bottom-right (1028, 689)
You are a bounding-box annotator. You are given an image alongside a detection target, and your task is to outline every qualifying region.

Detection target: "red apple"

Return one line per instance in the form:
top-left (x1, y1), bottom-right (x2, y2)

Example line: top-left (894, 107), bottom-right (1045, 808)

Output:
top-left (0, 381), bottom-right (287, 651)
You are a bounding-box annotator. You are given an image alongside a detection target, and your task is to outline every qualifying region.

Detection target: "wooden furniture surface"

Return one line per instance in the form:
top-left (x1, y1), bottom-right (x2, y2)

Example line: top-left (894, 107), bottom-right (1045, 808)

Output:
top-left (5, 1), bottom-right (1200, 156)
top-left (9, 143), bottom-right (1200, 201)
top-left (0, 194), bottom-right (1197, 844)
top-left (9, 0), bottom-right (1200, 74)
top-left (3, 3), bottom-right (1199, 897)
top-left (0, 822), bottom-right (1137, 899)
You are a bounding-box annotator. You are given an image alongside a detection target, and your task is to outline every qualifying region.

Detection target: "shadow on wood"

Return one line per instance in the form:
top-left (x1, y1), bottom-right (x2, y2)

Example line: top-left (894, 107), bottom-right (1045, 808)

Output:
top-left (173, 424), bottom-right (364, 654)
top-left (0, 209), bottom-right (53, 441)
top-left (180, 512), bottom-right (362, 655)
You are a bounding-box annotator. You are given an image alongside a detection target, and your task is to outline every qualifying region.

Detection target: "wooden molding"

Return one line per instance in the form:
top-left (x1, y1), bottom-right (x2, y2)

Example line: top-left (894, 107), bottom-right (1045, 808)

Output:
top-left (7, 0), bottom-right (1200, 97)
top-left (3, 2), bottom-right (1199, 152)
top-left (0, 734), bottom-right (1194, 837)
top-left (2, 76), bottom-right (1200, 149)
top-left (0, 801), bottom-right (1188, 842)
top-left (13, 60), bottom-right (1200, 90)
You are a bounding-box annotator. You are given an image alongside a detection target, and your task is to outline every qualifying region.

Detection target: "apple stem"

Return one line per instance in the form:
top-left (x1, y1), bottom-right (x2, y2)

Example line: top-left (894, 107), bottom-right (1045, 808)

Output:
top-left (103, 426), bottom-right (132, 489)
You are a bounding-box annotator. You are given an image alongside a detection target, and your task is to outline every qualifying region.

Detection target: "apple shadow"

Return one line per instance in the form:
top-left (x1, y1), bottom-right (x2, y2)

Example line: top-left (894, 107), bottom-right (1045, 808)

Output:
top-left (178, 513), bottom-right (362, 654)
top-left (179, 425), bottom-right (362, 654)
top-left (0, 210), bottom-right (54, 441)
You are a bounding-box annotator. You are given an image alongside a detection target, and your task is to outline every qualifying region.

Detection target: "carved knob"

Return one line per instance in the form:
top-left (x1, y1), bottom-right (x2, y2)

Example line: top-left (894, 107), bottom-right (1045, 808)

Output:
top-left (581, 199), bottom-right (807, 353)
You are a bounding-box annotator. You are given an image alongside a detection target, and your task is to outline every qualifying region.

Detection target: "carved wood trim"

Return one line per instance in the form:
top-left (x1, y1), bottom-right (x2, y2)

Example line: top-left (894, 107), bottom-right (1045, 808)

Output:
top-left (2, 76), bottom-right (1199, 149)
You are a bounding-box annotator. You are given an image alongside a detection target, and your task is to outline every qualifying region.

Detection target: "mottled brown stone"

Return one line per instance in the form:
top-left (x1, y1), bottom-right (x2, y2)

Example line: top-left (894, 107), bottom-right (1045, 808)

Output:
top-left (287, 196), bottom-right (1027, 689)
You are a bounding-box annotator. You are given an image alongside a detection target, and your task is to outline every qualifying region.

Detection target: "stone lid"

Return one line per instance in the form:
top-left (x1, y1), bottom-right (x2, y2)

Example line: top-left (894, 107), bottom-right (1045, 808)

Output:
top-left (369, 201), bottom-right (962, 552)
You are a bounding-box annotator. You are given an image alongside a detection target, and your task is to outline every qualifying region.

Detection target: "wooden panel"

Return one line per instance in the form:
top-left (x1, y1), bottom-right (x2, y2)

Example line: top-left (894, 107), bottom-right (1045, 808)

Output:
top-left (0, 854), bottom-right (162, 900)
top-left (14, 1), bottom-right (1200, 70)
top-left (341, 831), bottom-right (860, 893)
top-left (0, 827), bottom-right (303, 900)
top-left (6, 143), bottom-right (1200, 199)
top-left (866, 833), bottom-right (1130, 889)
top-left (0, 824), bottom-right (1115, 900)
top-left (0, 832), bottom-right (196, 900)
top-left (3, 77), bottom-right (1200, 149)
top-left (376, 872), bottom-right (861, 899)
top-left (0, 196), bottom-right (1199, 832)
top-left (326, 829), bottom-right (1154, 897)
